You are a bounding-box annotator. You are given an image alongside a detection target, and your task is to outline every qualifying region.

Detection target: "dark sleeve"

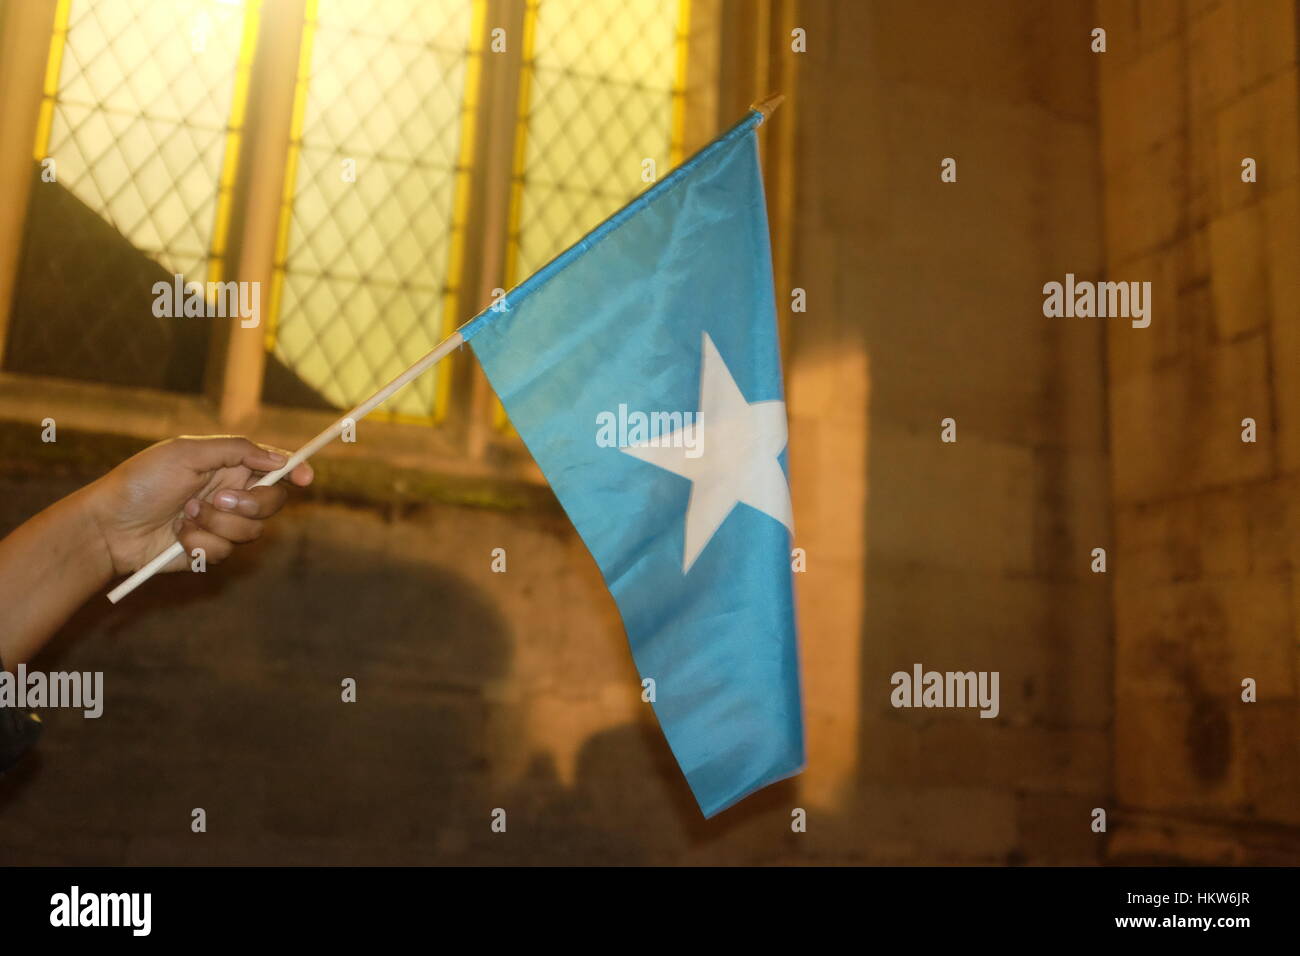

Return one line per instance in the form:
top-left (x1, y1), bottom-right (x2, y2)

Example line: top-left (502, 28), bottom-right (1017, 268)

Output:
top-left (0, 654), bottom-right (42, 773)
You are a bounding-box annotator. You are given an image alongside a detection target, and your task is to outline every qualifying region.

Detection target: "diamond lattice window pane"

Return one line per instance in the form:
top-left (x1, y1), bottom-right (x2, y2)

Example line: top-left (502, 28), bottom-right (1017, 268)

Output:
top-left (511, 0), bottom-right (681, 280)
top-left (268, 0), bottom-right (474, 421)
top-left (47, 0), bottom-right (251, 284)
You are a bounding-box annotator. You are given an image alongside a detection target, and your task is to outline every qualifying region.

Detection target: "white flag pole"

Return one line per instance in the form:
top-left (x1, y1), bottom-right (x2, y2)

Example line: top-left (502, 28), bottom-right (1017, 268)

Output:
top-left (106, 95), bottom-right (785, 605)
top-left (106, 329), bottom-right (465, 604)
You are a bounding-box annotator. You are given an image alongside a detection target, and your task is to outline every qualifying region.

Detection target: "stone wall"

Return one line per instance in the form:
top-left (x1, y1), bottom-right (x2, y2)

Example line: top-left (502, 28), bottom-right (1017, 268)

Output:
top-left (789, 0), bottom-right (1110, 864)
top-left (1098, 0), bottom-right (1300, 863)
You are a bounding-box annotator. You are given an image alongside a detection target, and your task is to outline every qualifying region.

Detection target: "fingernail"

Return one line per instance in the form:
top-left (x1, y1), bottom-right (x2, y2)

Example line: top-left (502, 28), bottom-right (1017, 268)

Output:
top-left (215, 491), bottom-right (240, 511)
top-left (184, 499), bottom-right (201, 518)
top-left (266, 451), bottom-right (287, 464)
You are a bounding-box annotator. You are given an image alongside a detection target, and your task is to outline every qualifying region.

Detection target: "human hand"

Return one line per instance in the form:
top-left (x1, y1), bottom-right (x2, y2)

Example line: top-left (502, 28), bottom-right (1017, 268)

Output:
top-left (86, 436), bottom-right (314, 575)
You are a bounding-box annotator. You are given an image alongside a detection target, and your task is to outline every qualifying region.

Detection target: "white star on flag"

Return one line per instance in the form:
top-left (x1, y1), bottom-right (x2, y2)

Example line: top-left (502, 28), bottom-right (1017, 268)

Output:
top-left (622, 332), bottom-right (794, 572)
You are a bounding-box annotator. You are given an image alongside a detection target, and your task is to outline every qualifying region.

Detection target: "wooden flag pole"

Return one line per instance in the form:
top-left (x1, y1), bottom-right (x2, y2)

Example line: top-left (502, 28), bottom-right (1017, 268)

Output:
top-left (106, 94), bottom-right (785, 605)
top-left (106, 329), bottom-right (466, 604)
top-left (751, 92), bottom-right (784, 124)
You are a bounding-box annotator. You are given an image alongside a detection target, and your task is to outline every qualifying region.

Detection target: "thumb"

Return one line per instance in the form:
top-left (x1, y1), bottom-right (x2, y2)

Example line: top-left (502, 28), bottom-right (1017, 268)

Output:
top-left (170, 436), bottom-right (288, 475)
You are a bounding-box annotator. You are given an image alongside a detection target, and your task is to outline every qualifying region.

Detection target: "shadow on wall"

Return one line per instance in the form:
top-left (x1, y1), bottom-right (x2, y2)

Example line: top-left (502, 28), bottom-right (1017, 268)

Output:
top-left (0, 486), bottom-right (798, 864)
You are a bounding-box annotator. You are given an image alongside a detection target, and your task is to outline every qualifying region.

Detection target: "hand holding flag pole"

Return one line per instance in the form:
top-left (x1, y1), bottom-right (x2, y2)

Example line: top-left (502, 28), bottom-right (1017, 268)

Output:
top-left (106, 329), bottom-right (466, 603)
top-left (106, 94), bottom-right (783, 606)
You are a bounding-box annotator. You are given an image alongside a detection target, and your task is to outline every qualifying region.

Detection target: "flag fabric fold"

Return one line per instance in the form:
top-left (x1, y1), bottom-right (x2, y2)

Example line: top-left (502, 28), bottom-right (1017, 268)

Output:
top-left (460, 110), bottom-right (804, 817)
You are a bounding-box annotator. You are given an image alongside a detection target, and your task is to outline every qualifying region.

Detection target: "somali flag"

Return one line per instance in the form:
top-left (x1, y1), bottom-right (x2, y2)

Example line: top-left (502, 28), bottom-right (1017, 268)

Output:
top-left (459, 109), bottom-right (803, 817)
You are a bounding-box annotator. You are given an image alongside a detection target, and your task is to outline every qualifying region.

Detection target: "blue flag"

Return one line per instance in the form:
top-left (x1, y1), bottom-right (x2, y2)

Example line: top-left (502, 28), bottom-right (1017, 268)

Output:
top-left (460, 110), bottom-right (803, 817)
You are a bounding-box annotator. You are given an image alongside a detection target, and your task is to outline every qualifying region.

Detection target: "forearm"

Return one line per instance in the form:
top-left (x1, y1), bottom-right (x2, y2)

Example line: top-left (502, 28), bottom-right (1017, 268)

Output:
top-left (0, 436), bottom-right (310, 667)
top-left (0, 481), bottom-right (114, 666)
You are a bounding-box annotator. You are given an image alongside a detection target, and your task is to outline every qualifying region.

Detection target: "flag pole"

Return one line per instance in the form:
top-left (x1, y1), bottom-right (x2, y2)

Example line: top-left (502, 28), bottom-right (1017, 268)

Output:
top-left (106, 94), bottom-right (785, 604)
top-left (751, 92), bottom-right (784, 124)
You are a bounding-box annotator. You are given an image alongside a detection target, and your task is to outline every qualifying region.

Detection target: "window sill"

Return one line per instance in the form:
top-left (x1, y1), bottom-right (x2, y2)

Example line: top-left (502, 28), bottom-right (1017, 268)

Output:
top-left (0, 371), bottom-right (558, 514)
